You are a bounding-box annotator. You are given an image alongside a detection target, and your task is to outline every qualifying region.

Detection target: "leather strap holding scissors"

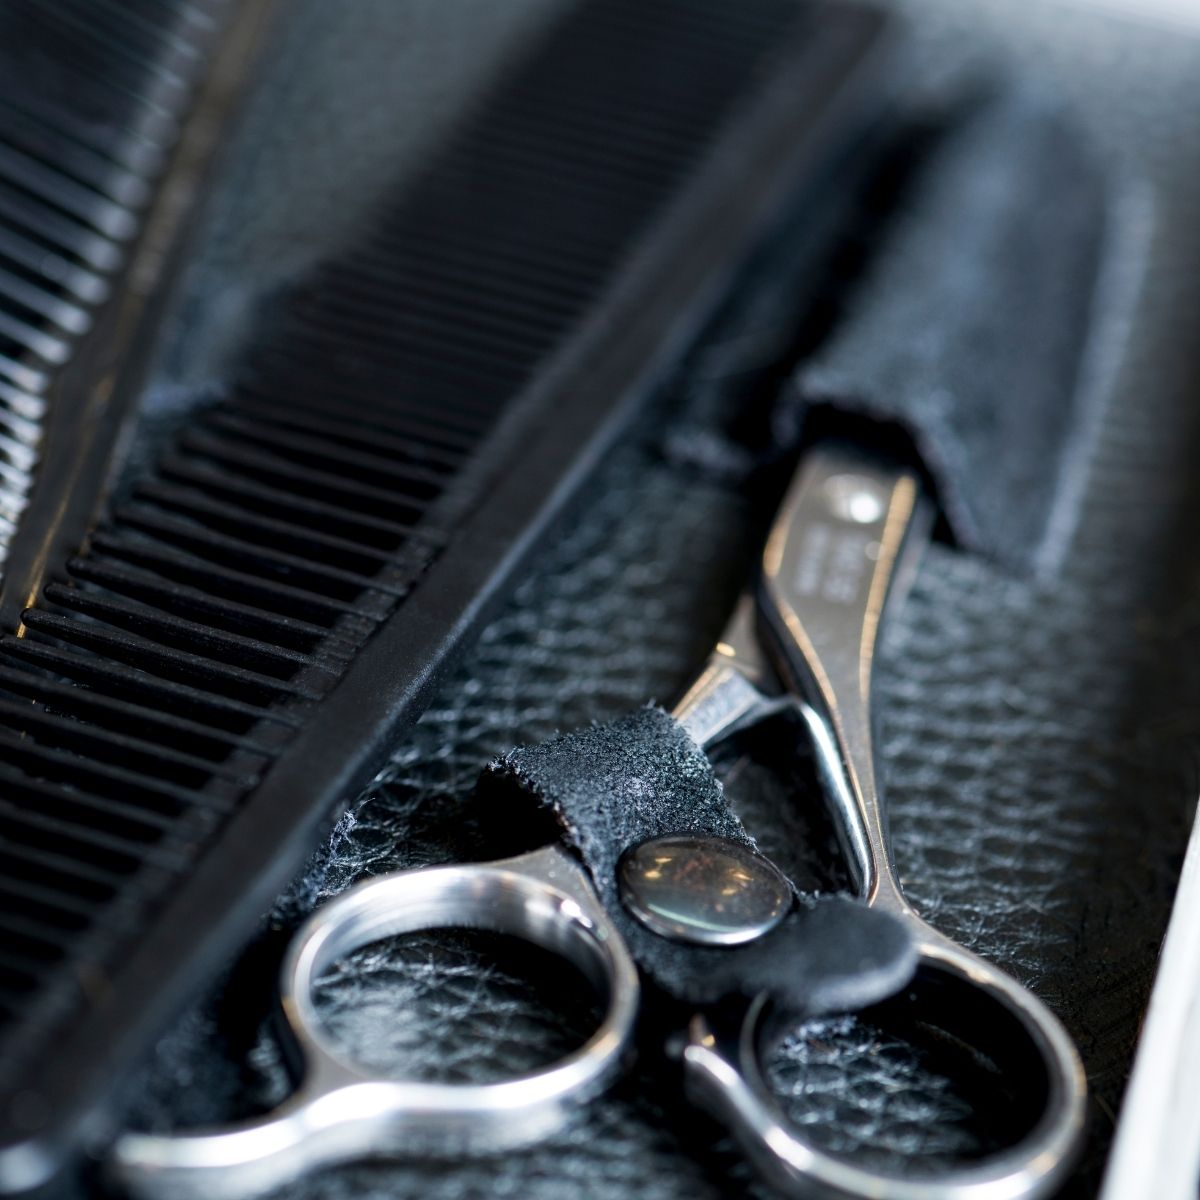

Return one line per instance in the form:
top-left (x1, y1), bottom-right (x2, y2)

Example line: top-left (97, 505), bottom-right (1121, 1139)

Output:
top-left (483, 705), bottom-right (916, 1014)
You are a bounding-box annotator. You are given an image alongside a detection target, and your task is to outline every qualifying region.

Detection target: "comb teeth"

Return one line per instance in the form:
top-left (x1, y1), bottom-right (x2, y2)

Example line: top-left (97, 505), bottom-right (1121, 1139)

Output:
top-left (0, 0), bottom-right (816, 1051)
top-left (0, 0), bottom-right (225, 568)
top-left (0, 346), bottom-right (489, 918)
top-left (0, 0), bottom-right (869, 1168)
top-left (0, 0), bottom-right (814, 1062)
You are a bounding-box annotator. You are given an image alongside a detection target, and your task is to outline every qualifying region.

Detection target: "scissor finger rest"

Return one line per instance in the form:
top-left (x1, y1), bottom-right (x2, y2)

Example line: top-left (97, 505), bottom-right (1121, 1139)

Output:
top-left (111, 846), bottom-right (640, 1200)
top-left (683, 924), bottom-right (1086, 1200)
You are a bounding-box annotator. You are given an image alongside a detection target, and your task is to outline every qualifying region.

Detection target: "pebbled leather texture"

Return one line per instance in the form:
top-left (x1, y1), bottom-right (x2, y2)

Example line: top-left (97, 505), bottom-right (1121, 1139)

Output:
top-left (115, 2), bottom-right (1200, 1199)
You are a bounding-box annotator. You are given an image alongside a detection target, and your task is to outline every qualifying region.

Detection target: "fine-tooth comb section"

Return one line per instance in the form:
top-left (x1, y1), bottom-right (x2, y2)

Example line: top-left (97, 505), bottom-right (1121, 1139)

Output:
top-left (0, 0), bottom-right (809, 1056)
top-left (0, 0), bottom-right (894, 1181)
top-left (0, 0), bottom-right (226, 568)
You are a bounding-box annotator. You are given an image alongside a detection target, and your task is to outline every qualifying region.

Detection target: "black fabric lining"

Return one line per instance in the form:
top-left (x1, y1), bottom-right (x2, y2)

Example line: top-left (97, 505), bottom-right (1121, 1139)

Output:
top-left (661, 84), bottom-right (1107, 576)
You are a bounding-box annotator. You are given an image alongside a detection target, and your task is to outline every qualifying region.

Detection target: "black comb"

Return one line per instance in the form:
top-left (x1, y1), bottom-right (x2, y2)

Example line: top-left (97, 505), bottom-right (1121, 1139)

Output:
top-left (0, 0), bottom-right (892, 1186)
top-left (0, 0), bottom-right (230, 567)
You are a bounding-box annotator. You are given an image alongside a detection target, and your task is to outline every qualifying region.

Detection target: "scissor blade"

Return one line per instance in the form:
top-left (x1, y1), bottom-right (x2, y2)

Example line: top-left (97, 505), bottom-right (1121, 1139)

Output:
top-left (758, 443), bottom-right (931, 711)
top-left (755, 442), bottom-right (933, 901)
top-left (1099, 795), bottom-right (1200, 1200)
top-left (673, 443), bottom-right (933, 755)
top-left (673, 593), bottom-right (780, 749)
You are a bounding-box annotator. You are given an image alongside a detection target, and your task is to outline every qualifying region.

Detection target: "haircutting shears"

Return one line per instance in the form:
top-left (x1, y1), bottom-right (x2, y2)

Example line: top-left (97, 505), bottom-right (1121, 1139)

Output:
top-left (112, 443), bottom-right (1086, 1200)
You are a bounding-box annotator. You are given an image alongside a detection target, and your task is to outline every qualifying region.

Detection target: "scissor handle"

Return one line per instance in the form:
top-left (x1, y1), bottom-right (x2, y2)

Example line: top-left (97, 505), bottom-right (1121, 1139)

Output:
top-left (110, 845), bottom-right (639, 1200)
top-left (683, 923), bottom-right (1086, 1200)
top-left (742, 443), bottom-right (1086, 1196)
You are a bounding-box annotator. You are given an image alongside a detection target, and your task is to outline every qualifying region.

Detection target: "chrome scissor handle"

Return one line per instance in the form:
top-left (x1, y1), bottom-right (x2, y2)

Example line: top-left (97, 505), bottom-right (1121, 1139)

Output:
top-left (707, 442), bottom-right (1085, 1200)
top-left (111, 845), bottom-right (639, 1200)
top-left (684, 927), bottom-right (1085, 1200)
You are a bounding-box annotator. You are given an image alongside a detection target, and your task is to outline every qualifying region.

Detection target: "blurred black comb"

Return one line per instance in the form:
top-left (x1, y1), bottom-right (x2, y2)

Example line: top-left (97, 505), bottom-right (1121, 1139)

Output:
top-left (0, 0), bottom-right (892, 1187)
top-left (0, 0), bottom-right (229, 569)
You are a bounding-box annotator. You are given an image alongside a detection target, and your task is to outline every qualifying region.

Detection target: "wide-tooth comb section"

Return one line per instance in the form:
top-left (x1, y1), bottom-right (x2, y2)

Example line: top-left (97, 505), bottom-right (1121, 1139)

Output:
top-left (0, 0), bottom-right (226, 567)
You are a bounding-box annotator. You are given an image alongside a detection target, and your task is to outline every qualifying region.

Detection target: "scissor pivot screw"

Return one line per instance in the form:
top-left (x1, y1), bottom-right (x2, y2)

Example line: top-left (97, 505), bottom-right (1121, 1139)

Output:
top-left (618, 835), bottom-right (790, 946)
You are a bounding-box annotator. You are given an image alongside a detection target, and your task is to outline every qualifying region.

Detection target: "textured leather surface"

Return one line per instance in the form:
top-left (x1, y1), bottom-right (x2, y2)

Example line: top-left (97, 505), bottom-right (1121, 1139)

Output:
top-left (115, 2), bottom-right (1200, 1199)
